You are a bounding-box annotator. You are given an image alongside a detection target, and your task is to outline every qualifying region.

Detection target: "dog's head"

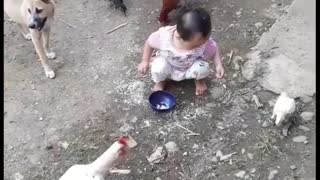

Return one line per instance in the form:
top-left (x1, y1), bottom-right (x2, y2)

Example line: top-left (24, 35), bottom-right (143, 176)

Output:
top-left (21, 0), bottom-right (55, 31)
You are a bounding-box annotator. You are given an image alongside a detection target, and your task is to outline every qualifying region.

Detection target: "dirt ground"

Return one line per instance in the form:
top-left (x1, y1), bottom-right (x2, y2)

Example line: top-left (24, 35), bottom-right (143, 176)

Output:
top-left (4, 0), bottom-right (315, 179)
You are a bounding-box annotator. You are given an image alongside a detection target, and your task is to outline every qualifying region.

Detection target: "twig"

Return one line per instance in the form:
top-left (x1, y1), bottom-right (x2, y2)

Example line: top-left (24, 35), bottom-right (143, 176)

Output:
top-left (175, 123), bottom-right (200, 136)
top-left (252, 94), bottom-right (263, 108)
top-left (109, 169), bottom-right (131, 174)
top-left (227, 50), bottom-right (234, 65)
top-left (106, 22), bottom-right (128, 34)
top-left (57, 18), bottom-right (78, 29)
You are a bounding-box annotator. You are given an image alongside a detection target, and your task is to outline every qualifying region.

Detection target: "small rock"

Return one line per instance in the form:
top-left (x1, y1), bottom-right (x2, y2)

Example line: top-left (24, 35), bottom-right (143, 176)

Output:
top-left (31, 84), bottom-right (36, 90)
top-left (292, 135), bottom-right (307, 143)
top-left (147, 146), bottom-right (167, 164)
top-left (247, 153), bottom-right (254, 160)
top-left (45, 143), bottom-right (53, 150)
top-left (94, 75), bottom-right (99, 80)
top-left (298, 125), bottom-right (311, 132)
top-left (268, 170), bottom-right (279, 180)
top-left (290, 165), bottom-right (297, 170)
top-left (206, 102), bottom-right (216, 108)
top-left (59, 142), bottom-right (69, 149)
top-left (147, 21), bottom-right (151, 24)
top-left (252, 10), bottom-right (256, 14)
top-left (210, 86), bottom-right (225, 99)
top-left (300, 112), bottom-right (314, 121)
top-left (39, 116), bottom-right (44, 121)
top-left (119, 123), bottom-right (133, 132)
top-left (8, 145), bottom-right (13, 150)
top-left (255, 22), bottom-right (263, 29)
top-left (165, 142), bottom-right (178, 154)
top-left (244, 175), bottom-right (250, 179)
top-left (242, 124), bottom-right (248, 129)
top-left (183, 152), bottom-right (188, 156)
top-left (250, 168), bottom-right (256, 174)
top-left (130, 117), bottom-right (138, 123)
top-left (236, 11), bottom-right (242, 16)
top-left (300, 96), bottom-right (313, 103)
top-left (216, 149), bottom-right (223, 158)
top-left (192, 144), bottom-right (199, 149)
top-left (155, 177), bottom-right (161, 180)
top-left (14, 173), bottom-right (24, 180)
top-left (235, 171), bottom-right (246, 178)
top-left (241, 148), bottom-right (245, 154)
top-left (211, 156), bottom-right (218, 162)
top-left (262, 121), bottom-right (272, 128)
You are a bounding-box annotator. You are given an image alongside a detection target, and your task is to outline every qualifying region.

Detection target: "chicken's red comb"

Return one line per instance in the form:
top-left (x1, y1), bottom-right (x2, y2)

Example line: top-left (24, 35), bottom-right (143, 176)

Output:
top-left (118, 136), bottom-right (137, 148)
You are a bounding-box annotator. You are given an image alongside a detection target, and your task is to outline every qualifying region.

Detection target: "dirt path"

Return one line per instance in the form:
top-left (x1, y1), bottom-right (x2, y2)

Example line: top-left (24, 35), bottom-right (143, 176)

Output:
top-left (4, 0), bottom-right (315, 179)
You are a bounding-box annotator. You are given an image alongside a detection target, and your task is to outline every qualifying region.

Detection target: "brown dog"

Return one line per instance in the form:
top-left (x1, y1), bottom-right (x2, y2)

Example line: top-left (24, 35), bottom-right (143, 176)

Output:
top-left (5, 0), bottom-right (56, 78)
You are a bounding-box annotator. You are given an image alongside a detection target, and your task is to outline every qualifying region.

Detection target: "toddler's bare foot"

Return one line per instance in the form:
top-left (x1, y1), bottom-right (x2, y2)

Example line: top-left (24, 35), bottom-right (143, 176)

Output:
top-left (195, 79), bottom-right (207, 95)
top-left (152, 81), bottom-right (166, 91)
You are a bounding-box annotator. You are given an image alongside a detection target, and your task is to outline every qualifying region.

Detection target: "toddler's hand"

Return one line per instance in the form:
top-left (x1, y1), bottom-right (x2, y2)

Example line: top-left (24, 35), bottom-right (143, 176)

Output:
top-left (215, 64), bottom-right (225, 79)
top-left (138, 61), bottom-right (149, 75)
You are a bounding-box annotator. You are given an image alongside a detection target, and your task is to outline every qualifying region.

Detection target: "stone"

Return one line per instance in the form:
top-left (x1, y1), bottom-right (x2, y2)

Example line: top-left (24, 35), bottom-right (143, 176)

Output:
top-left (235, 171), bottom-right (246, 178)
top-left (241, 148), bottom-right (246, 154)
top-left (192, 144), bottom-right (199, 149)
top-left (247, 153), bottom-right (254, 160)
top-left (206, 102), bottom-right (216, 108)
top-left (292, 135), bottom-right (307, 143)
top-left (250, 168), bottom-right (256, 174)
top-left (268, 170), bottom-right (279, 180)
top-left (147, 146), bottom-right (167, 164)
top-left (255, 22), bottom-right (263, 29)
top-left (119, 123), bottom-right (133, 132)
top-left (262, 121), bottom-right (272, 128)
top-left (290, 165), bottom-right (297, 170)
top-left (236, 11), bottom-right (242, 16)
top-left (14, 173), bottom-right (24, 180)
top-left (59, 142), bottom-right (69, 149)
top-left (165, 142), bottom-right (178, 154)
top-left (298, 125), bottom-right (311, 132)
top-left (210, 86), bottom-right (225, 99)
top-left (300, 95), bottom-right (313, 103)
top-left (300, 112), bottom-right (314, 121)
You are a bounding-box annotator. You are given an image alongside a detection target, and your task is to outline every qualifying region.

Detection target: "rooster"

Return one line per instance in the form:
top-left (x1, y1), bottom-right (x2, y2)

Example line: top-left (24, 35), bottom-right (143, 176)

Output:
top-left (158, 0), bottom-right (180, 25)
top-left (271, 92), bottom-right (296, 126)
top-left (109, 0), bottom-right (127, 16)
top-left (59, 136), bottom-right (137, 180)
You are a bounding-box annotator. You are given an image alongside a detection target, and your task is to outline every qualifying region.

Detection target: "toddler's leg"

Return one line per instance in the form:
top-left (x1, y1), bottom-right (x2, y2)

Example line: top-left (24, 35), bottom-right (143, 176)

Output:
top-left (150, 57), bottom-right (172, 91)
top-left (185, 60), bottom-right (210, 95)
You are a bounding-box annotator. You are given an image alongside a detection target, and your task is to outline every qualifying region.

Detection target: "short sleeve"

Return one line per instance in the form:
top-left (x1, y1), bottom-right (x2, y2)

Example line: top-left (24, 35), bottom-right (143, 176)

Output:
top-left (147, 30), bottom-right (161, 49)
top-left (203, 39), bottom-right (218, 60)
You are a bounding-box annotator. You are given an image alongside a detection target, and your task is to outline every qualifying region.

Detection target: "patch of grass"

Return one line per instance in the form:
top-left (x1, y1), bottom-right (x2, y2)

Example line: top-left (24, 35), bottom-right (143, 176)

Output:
top-left (254, 130), bottom-right (281, 157)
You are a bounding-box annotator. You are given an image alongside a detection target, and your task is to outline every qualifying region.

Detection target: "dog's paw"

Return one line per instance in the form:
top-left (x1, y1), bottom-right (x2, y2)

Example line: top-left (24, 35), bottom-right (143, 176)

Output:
top-left (46, 51), bottom-right (56, 59)
top-left (24, 33), bottom-right (32, 40)
top-left (45, 68), bottom-right (55, 79)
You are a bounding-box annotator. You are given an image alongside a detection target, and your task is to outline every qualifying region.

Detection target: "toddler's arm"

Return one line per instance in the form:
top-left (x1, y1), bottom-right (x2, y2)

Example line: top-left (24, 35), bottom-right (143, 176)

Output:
top-left (204, 40), bottom-right (225, 78)
top-left (138, 31), bottom-right (161, 75)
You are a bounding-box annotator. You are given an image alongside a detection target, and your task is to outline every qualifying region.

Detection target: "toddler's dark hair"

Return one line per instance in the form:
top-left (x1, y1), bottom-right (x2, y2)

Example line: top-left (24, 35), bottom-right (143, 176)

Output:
top-left (176, 7), bottom-right (212, 41)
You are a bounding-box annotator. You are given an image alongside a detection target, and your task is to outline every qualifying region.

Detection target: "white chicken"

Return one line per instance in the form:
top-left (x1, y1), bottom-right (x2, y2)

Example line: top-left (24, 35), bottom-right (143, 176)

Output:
top-left (59, 136), bottom-right (137, 180)
top-left (271, 92), bottom-right (296, 126)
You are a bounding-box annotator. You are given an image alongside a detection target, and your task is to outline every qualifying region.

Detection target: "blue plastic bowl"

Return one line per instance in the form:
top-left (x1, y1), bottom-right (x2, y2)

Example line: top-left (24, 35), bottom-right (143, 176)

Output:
top-left (149, 91), bottom-right (176, 112)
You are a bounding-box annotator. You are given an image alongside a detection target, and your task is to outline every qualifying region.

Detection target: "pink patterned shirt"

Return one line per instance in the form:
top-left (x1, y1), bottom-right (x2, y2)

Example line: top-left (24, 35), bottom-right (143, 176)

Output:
top-left (148, 25), bottom-right (218, 71)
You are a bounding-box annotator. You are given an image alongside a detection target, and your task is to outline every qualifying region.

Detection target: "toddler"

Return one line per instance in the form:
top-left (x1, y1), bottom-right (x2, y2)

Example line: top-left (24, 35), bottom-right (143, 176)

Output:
top-left (138, 7), bottom-right (225, 95)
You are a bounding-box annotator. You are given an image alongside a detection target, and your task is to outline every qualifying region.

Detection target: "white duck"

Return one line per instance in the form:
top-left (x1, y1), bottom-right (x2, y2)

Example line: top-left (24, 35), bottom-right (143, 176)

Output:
top-left (271, 92), bottom-right (296, 126)
top-left (59, 136), bottom-right (137, 180)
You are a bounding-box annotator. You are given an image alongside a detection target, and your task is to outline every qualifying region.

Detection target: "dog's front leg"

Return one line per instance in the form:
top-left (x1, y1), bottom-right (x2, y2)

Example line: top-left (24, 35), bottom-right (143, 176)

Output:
top-left (30, 30), bottom-right (55, 79)
top-left (42, 28), bottom-right (56, 59)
